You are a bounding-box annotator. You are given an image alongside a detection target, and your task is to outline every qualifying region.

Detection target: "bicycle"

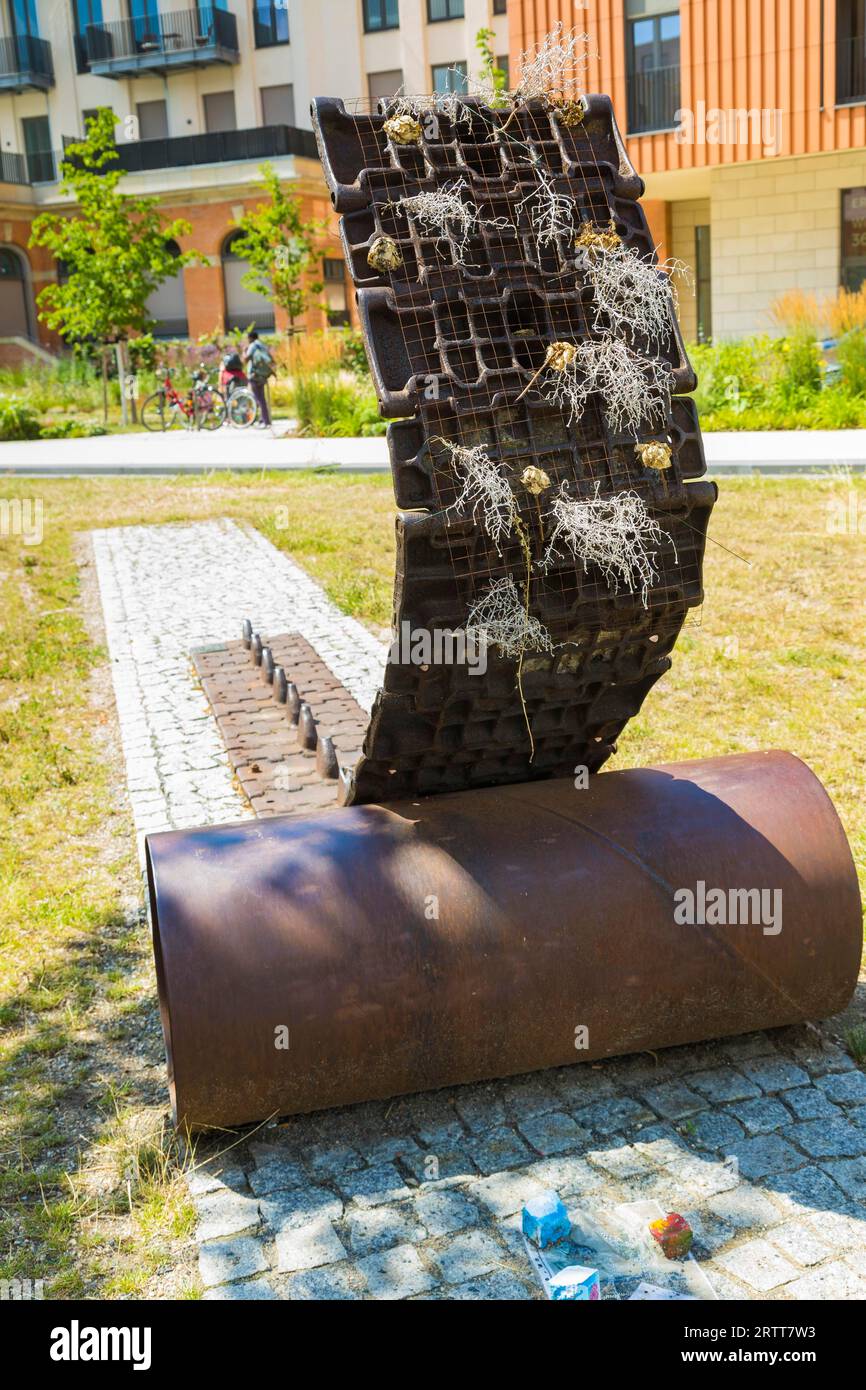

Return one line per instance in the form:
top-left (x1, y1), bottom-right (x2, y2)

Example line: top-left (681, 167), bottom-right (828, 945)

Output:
top-left (141, 366), bottom-right (227, 432)
top-left (222, 378), bottom-right (258, 429)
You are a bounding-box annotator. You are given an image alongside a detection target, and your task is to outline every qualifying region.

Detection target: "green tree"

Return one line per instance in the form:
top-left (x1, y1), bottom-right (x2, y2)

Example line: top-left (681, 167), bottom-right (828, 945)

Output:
top-left (29, 108), bottom-right (198, 422)
top-left (230, 163), bottom-right (324, 334)
top-left (476, 27), bottom-right (509, 106)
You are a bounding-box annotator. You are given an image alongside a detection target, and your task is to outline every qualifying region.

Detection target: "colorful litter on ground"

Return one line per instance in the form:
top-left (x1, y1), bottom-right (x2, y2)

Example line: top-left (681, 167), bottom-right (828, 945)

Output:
top-left (521, 1193), bottom-right (714, 1301)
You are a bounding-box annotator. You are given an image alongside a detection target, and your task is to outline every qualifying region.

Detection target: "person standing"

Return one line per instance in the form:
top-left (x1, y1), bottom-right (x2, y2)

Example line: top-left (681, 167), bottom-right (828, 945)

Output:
top-left (244, 329), bottom-right (276, 428)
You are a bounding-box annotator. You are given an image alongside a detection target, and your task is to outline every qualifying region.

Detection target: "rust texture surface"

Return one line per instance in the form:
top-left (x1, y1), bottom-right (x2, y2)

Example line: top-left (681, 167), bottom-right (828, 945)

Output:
top-left (146, 751), bottom-right (864, 1130)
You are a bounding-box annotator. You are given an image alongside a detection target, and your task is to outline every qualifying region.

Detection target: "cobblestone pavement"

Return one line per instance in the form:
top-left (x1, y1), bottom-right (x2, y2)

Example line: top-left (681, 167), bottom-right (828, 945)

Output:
top-left (192, 1031), bottom-right (866, 1301)
top-left (90, 519), bottom-right (866, 1301)
top-left (91, 518), bottom-right (385, 860)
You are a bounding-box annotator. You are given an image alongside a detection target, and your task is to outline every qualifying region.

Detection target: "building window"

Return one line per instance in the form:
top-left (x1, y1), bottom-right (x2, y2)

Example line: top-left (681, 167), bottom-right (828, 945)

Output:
top-left (253, 0), bottom-right (289, 47)
top-left (72, 0), bottom-right (102, 72)
top-left (145, 239), bottom-right (188, 338)
top-left (22, 115), bottom-right (54, 183)
top-left (432, 61), bottom-right (468, 94)
top-left (837, 0), bottom-right (866, 105)
top-left (497, 53), bottom-right (509, 88)
top-left (128, 0), bottom-right (160, 43)
top-left (493, 0), bottom-right (507, 13)
top-left (428, 0), bottom-right (464, 21)
top-left (203, 90), bottom-right (237, 133)
top-left (626, 3), bottom-right (681, 135)
top-left (261, 83), bottom-right (295, 127)
top-left (363, 0), bottom-right (398, 32)
top-left (136, 99), bottom-right (168, 141)
top-left (323, 258), bottom-right (349, 327)
top-left (842, 187), bottom-right (866, 292)
top-left (368, 69), bottom-right (404, 107)
top-left (0, 246), bottom-right (32, 339)
top-left (695, 225), bottom-right (712, 344)
top-left (10, 0), bottom-right (41, 41)
top-left (222, 231), bottom-right (275, 333)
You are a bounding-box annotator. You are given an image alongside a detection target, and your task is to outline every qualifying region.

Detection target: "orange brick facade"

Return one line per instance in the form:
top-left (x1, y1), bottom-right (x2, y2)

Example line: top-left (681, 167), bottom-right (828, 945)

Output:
top-left (0, 157), bottom-right (352, 357)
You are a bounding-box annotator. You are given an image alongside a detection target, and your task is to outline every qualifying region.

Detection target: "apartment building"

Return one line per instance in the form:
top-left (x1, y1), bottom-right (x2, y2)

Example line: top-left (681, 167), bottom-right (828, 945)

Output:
top-left (3, 2), bottom-right (863, 358)
top-left (0, 0), bottom-right (509, 356)
top-left (509, 1), bottom-right (866, 341)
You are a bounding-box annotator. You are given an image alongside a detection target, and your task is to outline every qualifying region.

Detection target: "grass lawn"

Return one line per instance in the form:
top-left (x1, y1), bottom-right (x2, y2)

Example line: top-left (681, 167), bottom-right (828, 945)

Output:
top-left (1, 470), bottom-right (864, 1298)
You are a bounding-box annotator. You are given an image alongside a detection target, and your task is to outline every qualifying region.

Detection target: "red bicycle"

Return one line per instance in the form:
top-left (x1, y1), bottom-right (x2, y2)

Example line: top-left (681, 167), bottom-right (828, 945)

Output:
top-left (141, 366), bottom-right (227, 432)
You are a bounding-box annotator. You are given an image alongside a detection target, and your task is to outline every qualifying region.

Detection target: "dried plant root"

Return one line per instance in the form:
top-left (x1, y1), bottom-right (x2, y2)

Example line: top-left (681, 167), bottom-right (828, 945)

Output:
top-left (581, 240), bottom-right (692, 351)
top-left (515, 166), bottom-right (577, 250)
top-left (512, 23), bottom-right (591, 104)
top-left (520, 336), bottom-right (672, 436)
top-left (541, 483), bottom-right (676, 607)
top-left (437, 439), bottom-right (516, 552)
top-left (385, 179), bottom-right (504, 264)
top-left (466, 576), bottom-right (554, 660)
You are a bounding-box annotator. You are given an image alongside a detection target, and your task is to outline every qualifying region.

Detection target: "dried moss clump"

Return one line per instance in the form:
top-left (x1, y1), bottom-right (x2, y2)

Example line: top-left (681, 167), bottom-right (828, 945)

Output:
top-left (384, 114), bottom-right (422, 145)
top-left (635, 441), bottom-right (673, 471)
top-left (367, 235), bottom-right (403, 272)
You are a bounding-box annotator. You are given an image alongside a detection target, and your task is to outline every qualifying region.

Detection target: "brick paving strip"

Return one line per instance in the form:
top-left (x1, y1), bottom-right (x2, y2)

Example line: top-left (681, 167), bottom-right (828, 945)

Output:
top-left (89, 518), bottom-right (866, 1301)
top-left (192, 634), bottom-right (367, 817)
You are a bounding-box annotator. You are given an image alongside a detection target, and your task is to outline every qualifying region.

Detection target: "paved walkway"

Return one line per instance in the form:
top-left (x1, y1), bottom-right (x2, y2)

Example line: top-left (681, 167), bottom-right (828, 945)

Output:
top-left (91, 518), bottom-right (385, 862)
top-left (89, 518), bottom-right (866, 1301)
top-left (8, 427), bottom-right (866, 476)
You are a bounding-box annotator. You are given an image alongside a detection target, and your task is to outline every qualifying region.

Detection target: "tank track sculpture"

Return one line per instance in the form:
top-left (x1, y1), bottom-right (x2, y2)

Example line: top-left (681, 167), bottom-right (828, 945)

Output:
top-left (310, 92), bottom-right (716, 805)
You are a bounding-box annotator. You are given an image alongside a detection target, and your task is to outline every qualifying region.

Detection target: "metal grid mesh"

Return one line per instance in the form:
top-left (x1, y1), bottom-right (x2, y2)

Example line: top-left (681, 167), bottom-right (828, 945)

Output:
top-left (311, 93), bottom-right (715, 805)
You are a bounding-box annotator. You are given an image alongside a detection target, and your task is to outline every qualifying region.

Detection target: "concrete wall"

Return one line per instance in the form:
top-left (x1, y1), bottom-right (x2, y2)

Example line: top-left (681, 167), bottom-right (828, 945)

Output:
top-left (708, 148), bottom-right (863, 339)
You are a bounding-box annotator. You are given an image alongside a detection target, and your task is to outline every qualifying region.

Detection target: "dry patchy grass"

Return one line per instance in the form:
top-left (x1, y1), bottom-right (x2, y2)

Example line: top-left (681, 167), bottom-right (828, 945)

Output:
top-left (0, 469), bottom-right (863, 1297)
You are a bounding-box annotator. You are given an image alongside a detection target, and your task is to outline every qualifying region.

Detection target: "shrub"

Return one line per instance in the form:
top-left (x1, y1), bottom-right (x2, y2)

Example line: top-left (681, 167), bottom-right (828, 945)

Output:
top-left (273, 331), bottom-right (343, 378)
top-left (825, 287), bottom-right (866, 337)
top-left (290, 372), bottom-right (386, 436)
top-left (339, 329), bottom-right (370, 376)
top-left (769, 289), bottom-right (822, 336)
top-left (690, 337), bottom-right (772, 416)
top-left (0, 396), bottom-right (42, 440)
top-left (39, 420), bottom-right (108, 439)
top-left (836, 330), bottom-right (866, 396)
top-left (770, 333), bottom-right (823, 408)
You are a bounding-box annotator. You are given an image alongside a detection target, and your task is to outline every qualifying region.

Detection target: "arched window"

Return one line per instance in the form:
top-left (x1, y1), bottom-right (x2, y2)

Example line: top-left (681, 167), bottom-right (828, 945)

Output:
top-left (0, 250), bottom-right (24, 279)
top-left (145, 238), bottom-right (188, 338)
top-left (0, 246), bottom-right (33, 339)
top-left (221, 231), bottom-right (275, 332)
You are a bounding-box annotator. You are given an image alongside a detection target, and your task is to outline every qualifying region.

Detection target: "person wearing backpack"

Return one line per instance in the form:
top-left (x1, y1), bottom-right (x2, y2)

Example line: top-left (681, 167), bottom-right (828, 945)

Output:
top-left (244, 329), bottom-right (275, 428)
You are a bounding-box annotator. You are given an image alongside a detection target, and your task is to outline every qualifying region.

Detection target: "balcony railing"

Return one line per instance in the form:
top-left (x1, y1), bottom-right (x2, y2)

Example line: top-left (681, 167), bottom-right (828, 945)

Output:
top-left (837, 34), bottom-right (866, 105)
top-left (0, 33), bottom-right (54, 90)
top-left (85, 6), bottom-right (238, 76)
top-left (26, 148), bottom-right (56, 183)
top-left (62, 124), bottom-right (318, 176)
top-left (627, 63), bottom-right (680, 135)
top-left (0, 149), bottom-right (27, 183)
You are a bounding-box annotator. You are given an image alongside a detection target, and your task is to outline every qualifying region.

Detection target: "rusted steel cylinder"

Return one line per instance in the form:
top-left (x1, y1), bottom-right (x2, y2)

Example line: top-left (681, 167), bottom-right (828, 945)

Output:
top-left (146, 752), bottom-right (861, 1131)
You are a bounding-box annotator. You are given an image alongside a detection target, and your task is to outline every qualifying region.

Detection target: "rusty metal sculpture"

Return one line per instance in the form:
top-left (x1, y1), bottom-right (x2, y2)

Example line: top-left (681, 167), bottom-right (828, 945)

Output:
top-left (145, 67), bottom-right (860, 1131)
